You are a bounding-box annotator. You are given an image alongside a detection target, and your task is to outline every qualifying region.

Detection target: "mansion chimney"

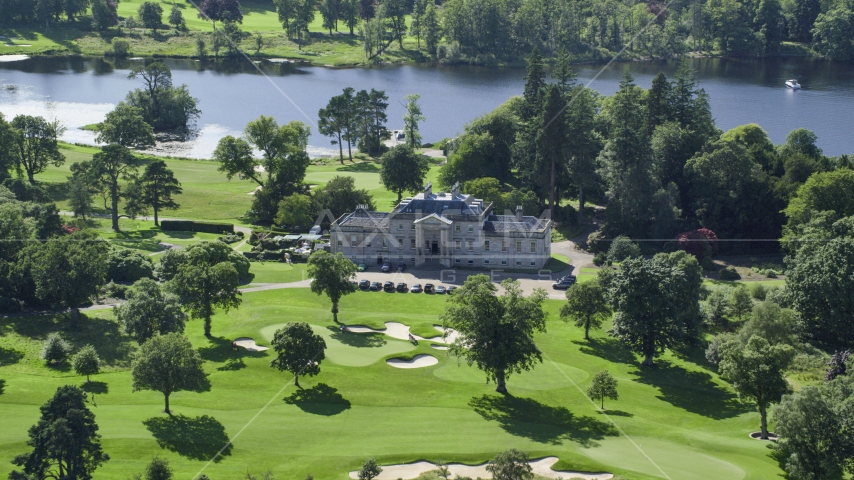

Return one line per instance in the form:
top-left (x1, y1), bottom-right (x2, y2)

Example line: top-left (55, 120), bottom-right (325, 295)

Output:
top-left (516, 205), bottom-right (523, 222)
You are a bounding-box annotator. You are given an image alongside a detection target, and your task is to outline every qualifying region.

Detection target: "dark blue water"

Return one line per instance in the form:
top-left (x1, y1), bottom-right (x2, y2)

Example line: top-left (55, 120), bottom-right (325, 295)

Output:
top-left (0, 55), bottom-right (852, 157)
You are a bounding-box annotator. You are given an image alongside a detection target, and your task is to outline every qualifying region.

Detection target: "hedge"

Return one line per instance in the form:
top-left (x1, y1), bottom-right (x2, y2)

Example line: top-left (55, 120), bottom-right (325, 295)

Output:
top-left (160, 220), bottom-right (234, 234)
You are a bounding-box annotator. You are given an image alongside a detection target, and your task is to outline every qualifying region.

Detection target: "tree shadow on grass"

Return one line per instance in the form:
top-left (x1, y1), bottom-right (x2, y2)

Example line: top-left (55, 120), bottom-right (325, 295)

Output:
top-left (575, 337), bottom-right (637, 365)
top-left (198, 336), bottom-right (267, 364)
top-left (1, 313), bottom-right (135, 368)
top-left (143, 414), bottom-right (232, 462)
top-left (469, 394), bottom-right (617, 446)
top-left (81, 381), bottom-right (108, 394)
top-left (598, 409), bottom-right (633, 417)
top-left (284, 383), bottom-right (351, 416)
top-left (630, 360), bottom-right (750, 419)
top-left (0, 379), bottom-right (5, 395)
top-left (337, 162), bottom-right (379, 173)
top-left (0, 346), bottom-right (24, 367)
top-left (327, 327), bottom-right (387, 348)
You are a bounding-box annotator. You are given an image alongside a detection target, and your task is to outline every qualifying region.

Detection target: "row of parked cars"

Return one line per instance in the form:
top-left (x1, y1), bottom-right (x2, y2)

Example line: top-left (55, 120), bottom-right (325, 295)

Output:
top-left (358, 279), bottom-right (456, 294)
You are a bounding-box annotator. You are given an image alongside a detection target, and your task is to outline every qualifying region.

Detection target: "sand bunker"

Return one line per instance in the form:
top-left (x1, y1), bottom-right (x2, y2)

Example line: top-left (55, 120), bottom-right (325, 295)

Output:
top-left (0, 55), bottom-right (29, 62)
top-left (234, 337), bottom-right (269, 352)
top-left (430, 344), bottom-right (449, 351)
top-left (346, 322), bottom-right (458, 344)
top-left (386, 354), bottom-right (439, 369)
top-left (348, 457), bottom-right (612, 479)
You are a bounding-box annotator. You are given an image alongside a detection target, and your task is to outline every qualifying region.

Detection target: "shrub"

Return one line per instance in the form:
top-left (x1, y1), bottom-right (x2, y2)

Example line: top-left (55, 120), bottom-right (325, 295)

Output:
top-left (766, 286), bottom-right (791, 307)
top-left (72, 345), bottom-right (101, 381)
top-left (107, 247), bottom-right (154, 282)
top-left (718, 266), bottom-right (741, 280)
top-left (160, 220), bottom-right (234, 234)
top-left (42, 333), bottom-right (72, 365)
top-left (100, 281), bottom-right (129, 299)
top-left (593, 252), bottom-right (606, 267)
top-left (607, 235), bottom-right (641, 262)
top-left (675, 228), bottom-right (719, 259)
top-left (586, 231), bottom-right (608, 253)
top-left (107, 39), bottom-right (130, 57)
top-left (749, 283), bottom-right (767, 301)
top-left (218, 234), bottom-right (241, 244)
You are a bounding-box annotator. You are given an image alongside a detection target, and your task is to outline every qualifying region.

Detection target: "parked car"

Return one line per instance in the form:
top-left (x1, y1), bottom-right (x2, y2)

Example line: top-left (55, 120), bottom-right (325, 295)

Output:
top-left (381, 262), bottom-right (392, 272)
top-left (369, 281), bottom-right (381, 291)
top-left (396, 283), bottom-right (409, 292)
top-left (383, 281), bottom-right (395, 292)
top-left (359, 279), bottom-right (370, 290)
top-left (435, 285), bottom-right (446, 294)
top-left (552, 275), bottom-right (577, 290)
top-left (424, 283), bottom-right (435, 294)
top-left (410, 284), bottom-right (423, 293)
top-left (397, 262), bottom-right (407, 272)
top-left (447, 286), bottom-right (457, 295)
top-left (357, 264), bottom-right (367, 272)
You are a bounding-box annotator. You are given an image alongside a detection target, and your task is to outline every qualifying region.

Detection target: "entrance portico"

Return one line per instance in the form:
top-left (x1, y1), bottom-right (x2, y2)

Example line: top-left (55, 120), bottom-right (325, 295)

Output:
top-left (414, 214), bottom-right (452, 267)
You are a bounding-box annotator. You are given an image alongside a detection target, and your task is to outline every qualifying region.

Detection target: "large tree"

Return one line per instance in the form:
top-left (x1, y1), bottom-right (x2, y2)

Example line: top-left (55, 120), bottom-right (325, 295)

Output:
top-left (116, 278), bottom-right (186, 344)
top-left (441, 275), bottom-right (548, 393)
top-left (311, 175), bottom-right (375, 222)
top-left (786, 237), bottom-right (854, 349)
top-left (198, 0), bottom-right (243, 24)
top-left (402, 94), bottom-right (425, 149)
top-left (718, 335), bottom-right (795, 439)
top-left (379, 145), bottom-right (429, 203)
top-left (214, 116), bottom-right (310, 221)
top-left (11, 115), bottom-right (65, 184)
top-left (91, 144), bottom-right (141, 231)
top-left (133, 160), bottom-right (182, 227)
top-left (784, 169), bottom-right (854, 231)
top-left (126, 62), bottom-right (200, 131)
top-left (11, 386), bottom-right (108, 479)
top-left (560, 280), bottom-right (611, 340)
top-left (606, 254), bottom-right (701, 365)
top-left (318, 95), bottom-right (349, 164)
top-left (270, 322), bottom-right (327, 387)
top-left (306, 251), bottom-right (357, 323)
top-left (131, 333), bottom-right (206, 414)
top-left (19, 231), bottom-right (108, 325)
top-left (485, 449), bottom-right (534, 480)
top-left (138, 1), bottom-right (164, 32)
top-left (167, 260), bottom-right (241, 337)
top-left (96, 104), bottom-right (156, 150)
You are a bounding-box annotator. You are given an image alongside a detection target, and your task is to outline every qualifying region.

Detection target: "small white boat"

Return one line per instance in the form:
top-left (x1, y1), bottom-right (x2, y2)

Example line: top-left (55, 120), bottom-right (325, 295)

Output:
top-left (786, 79), bottom-right (801, 89)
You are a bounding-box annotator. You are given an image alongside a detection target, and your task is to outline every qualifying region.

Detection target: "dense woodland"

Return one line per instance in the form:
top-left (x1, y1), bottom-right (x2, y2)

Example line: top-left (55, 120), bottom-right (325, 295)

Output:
top-left (3, 0), bottom-right (854, 61)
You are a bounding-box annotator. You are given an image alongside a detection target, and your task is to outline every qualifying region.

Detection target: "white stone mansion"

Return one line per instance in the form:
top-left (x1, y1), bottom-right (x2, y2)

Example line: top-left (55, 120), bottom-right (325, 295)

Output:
top-left (330, 182), bottom-right (552, 270)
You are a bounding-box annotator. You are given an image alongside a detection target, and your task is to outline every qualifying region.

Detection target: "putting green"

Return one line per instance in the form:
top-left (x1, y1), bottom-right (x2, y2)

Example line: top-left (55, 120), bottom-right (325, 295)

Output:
top-left (259, 324), bottom-right (416, 367)
top-left (581, 437), bottom-right (746, 480)
top-left (433, 359), bottom-right (588, 390)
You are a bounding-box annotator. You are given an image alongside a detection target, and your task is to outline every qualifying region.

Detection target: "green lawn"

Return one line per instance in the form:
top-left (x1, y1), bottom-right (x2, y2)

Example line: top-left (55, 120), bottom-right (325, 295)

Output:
top-left (1, 0), bottom-right (426, 66)
top-left (0, 288), bottom-right (785, 479)
top-left (38, 143), bottom-right (441, 224)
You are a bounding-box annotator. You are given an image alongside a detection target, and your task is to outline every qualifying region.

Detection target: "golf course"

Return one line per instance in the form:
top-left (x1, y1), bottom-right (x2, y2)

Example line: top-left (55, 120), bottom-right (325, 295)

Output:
top-left (0, 285), bottom-right (785, 479)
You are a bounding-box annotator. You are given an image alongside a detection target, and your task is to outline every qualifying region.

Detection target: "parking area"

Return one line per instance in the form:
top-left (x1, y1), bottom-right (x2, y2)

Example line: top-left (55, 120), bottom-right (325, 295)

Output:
top-left (352, 268), bottom-right (575, 300)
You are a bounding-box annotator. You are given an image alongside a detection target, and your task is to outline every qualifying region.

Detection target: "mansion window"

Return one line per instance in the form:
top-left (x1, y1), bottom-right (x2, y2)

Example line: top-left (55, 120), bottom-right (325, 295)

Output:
top-left (516, 241), bottom-right (522, 253)
top-left (411, 239), bottom-right (416, 249)
top-left (484, 241), bottom-right (490, 251)
top-left (467, 240), bottom-right (473, 251)
top-left (398, 223), bottom-right (404, 230)
top-left (502, 241), bottom-right (507, 252)
top-left (455, 240), bottom-right (461, 250)
top-left (455, 224), bottom-right (461, 232)
top-left (337, 237), bottom-right (343, 246)
top-left (468, 225), bottom-right (474, 232)
top-left (530, 241), bottom-right (536, 253)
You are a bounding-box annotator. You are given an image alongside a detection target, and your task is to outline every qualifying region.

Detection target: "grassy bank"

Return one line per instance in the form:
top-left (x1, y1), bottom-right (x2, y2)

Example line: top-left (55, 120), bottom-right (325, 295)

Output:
top-left (0, 287), bottom-right (785, 479)
top-left (0, 0), bottom-right (427, 66)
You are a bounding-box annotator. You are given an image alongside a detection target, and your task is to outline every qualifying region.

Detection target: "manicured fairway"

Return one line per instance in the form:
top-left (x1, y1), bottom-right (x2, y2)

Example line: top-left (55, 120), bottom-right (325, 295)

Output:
top-left (0, 287), bottom-right (784, 479)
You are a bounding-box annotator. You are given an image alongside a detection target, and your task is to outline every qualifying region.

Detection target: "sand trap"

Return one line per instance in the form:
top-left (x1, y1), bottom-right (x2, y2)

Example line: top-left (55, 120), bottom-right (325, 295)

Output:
top-left (346, 322), bottom-right (459, 345)
top-left (0, 55), bottom-right (29, 62)
top-left (347, 457), bottom-right (612, 479)
top-left (386, 354), bottom-right (438, 369)
top-left (247, 185), bottom-right (263, 195)
top-left (433, 324), bottom-right (460, 343)
top-left (430, 344), bottom-right (449, 350)
top-left (5, 44), bottom-right (30, 47)
top-left (234, 337), bottom-right (269, 352)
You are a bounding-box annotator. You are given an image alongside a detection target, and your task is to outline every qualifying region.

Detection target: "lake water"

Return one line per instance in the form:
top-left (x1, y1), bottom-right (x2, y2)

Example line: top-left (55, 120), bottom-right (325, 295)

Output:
top-left (0, 55), bottom-right (852, 157)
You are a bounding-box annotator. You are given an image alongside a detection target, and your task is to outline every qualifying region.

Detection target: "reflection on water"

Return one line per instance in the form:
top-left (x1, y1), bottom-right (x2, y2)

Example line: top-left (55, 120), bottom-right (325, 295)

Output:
top-left (0, 55), bottom-right (852, 157)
